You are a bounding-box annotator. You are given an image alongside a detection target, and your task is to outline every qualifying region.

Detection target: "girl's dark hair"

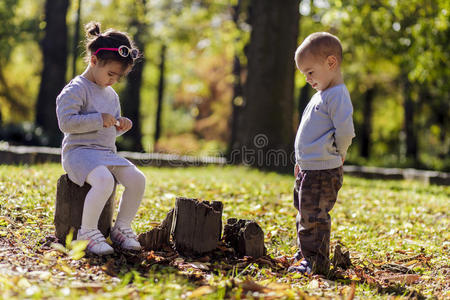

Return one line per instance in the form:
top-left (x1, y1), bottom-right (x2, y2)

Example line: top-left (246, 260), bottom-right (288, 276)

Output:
top-left (84, 22), bottom-right (140, 67)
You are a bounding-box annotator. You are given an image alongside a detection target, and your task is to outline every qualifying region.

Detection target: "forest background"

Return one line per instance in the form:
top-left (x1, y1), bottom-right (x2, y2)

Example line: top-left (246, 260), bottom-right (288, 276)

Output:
top-left (0, 0), bottom-right (449, 172)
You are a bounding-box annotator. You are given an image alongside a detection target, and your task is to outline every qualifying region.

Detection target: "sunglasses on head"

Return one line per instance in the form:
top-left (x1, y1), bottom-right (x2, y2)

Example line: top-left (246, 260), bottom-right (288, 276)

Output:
top-left (93, 45), bottom-right (139, 60)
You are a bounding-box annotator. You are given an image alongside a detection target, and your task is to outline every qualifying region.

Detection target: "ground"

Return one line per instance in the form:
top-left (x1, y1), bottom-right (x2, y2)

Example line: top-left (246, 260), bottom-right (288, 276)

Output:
top-left (0, 164), bottom-right (449, 299)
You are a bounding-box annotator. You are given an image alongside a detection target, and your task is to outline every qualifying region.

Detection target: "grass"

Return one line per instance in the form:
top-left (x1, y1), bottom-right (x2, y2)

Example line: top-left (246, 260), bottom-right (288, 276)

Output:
top-left (0, 163), bottom-right (449, 299)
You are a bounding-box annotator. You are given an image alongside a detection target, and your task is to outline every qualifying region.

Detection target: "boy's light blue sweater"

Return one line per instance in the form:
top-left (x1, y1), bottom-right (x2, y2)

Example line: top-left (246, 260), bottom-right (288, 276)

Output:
top-left (295, 84), bottom-right (355, 170)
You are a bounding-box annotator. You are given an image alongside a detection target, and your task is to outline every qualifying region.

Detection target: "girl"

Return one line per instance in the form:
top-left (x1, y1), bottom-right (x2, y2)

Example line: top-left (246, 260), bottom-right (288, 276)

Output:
top-left (56, 22), bottom-right (146, 255)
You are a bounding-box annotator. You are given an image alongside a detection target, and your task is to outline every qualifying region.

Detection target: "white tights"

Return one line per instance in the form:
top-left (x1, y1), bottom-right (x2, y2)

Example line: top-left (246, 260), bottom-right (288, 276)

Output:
top-left (81, 165), bottom-right (146, 230)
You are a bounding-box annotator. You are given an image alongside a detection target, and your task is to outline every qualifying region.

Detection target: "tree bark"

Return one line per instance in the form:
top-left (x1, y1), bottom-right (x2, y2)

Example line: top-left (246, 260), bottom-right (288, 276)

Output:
top-left (35, 0), bottom-right (69, 147)
top-left (232, 0), bottom-right (299, 172)
top-left (297, 84), bottom-right (310, 124)
top-left (71, 0), bottom-right (82, 78)
top-left (223, 218), bottom-right (266, 258)
top-left (332, 244), bottom-right (352, 269)
top-left (171, 198), bottom-right (223, 256)
top-left (361, 87), bottom-right (375, 158)
top-left (402, 75), bottom-right (417, 161)
top-left (120, 2), bottom-right (147, 152)
top-left (138, 209), bottom-right (173, 251)
top-left (54, 174), bottom-right (116, 244)
top-left (228, 0), bottom-right (245, 159)
top-left (154, 44), bottom-right (166, 146)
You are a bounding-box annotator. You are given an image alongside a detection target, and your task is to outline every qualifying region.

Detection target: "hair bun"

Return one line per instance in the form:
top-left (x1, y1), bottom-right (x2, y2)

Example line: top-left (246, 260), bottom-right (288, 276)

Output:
top-left (85, 21), bottom-right (101, 37)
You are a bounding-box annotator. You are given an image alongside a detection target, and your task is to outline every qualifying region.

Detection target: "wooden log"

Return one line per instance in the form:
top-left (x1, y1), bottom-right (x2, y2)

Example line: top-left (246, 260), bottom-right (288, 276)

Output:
top-left (138, 209), bottom-right (174, 251)
top-left (171, 197), bottom-right (223, 256)
top-left (54, 174), bottom-right (116, 244)
top-left (223, 218), bottom-right (266, 258)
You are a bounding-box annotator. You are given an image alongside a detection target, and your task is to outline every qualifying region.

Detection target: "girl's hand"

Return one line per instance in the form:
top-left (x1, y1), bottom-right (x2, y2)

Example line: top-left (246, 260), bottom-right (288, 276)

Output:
top-left (116, 117), bottom-right (132, 131)
top-left (101, 113), bottom-right (117, 128)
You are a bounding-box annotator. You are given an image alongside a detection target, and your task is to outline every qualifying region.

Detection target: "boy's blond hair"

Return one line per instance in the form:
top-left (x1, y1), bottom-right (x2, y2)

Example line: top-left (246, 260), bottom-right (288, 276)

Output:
top-left (295, 32), bottom-right (343, 67)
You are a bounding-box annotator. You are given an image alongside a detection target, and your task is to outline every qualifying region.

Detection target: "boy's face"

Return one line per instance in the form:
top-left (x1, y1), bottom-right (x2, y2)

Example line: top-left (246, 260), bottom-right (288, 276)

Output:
top-left (297, 52), bottom-right (338, 91)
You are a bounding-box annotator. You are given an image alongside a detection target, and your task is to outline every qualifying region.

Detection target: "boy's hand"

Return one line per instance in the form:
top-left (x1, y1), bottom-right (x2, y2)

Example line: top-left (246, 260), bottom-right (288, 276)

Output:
top-left (115, 117), bottom-right (132, 131)
top-left (101, 113), bottom-right (117, 128)
top-left (294, 163), bottom-right (300, 178)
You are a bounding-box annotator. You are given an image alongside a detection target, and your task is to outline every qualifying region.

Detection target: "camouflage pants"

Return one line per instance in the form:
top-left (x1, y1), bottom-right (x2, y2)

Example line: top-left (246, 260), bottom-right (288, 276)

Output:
top-left (293, 166), bottom-right (343, 275)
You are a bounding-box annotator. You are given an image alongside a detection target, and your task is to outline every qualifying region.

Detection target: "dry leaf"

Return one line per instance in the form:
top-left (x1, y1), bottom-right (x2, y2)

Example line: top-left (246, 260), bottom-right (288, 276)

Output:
top-left (382, 274), bottom-right (420, 284)
top-left (189, 262), bottom-right (210, 271)
top-left (241, 280), bottom-right (269, 293)
top-left (188, 285), bottom-right (214, 298)
top-left (307, 279), bottom-right (320, 289)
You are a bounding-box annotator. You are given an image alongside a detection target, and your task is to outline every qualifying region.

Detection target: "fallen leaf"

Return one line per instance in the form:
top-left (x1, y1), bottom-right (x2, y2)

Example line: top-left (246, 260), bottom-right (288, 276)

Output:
top-left (102, 259), bottom-right (117, 277)
top-left (346, 282), bottom-right (356, 300)
top-left (188, 285), bottom-right (214, 298)
top-left (241, 280), bottom-right (269, 293)
top-left (307, 279), bottom-right (320, 289)
top-left (71, 283), bottom-right (104, 292)
top-left (174, 258), bottom-right (184, 264)
top-left (381, 274), bottom-right (420, 284)
top-left (188, 262), bottom-right (210, 271)
top-left (266, 282), bottom-right (290, 291)
top-left (405, 259), bottom-right (419, 266)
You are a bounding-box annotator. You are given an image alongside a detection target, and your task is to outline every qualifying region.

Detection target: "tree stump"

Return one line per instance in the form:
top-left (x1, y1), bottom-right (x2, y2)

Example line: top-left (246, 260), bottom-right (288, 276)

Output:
top-left (138, 209), bottom-right (174, 251)
top-left (223, 218), bottom-right (266, 258)
top-left (332, 244), bottom-right (352, 269)
top-left (171, 197), bottom-right (223, 256)
top-left (54, 174), bottom-right (116, 244)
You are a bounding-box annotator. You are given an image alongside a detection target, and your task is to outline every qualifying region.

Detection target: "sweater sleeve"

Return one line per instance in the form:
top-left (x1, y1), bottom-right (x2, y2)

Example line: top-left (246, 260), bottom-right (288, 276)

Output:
top-left (56, 85), bottom-right (104, 134)
top-left (327, 91), bottom-right (355, 158)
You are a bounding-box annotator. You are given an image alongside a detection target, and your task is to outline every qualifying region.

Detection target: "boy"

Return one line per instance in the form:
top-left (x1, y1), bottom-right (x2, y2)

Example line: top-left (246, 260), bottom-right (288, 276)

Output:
top-left (290, 32), bottom-right (355, 275)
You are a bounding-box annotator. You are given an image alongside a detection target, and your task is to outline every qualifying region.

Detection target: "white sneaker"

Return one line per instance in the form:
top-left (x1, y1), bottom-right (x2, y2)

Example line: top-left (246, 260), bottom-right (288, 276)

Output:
top-left (110, 226), bottom-right (141, 250)
top-left (77, 228), bottom-right (114, 256)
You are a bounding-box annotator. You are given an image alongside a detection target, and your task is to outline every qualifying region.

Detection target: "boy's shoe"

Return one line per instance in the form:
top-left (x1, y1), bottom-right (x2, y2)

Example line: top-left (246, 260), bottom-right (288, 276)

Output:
top-left (292, 251), bottom-right (302, 262)
top-left (288, 259), bottom-right (312, 275)
top-left (77, 228), bottom-right (114, 256)
top-left (110, 226), bottom-right (141, 251)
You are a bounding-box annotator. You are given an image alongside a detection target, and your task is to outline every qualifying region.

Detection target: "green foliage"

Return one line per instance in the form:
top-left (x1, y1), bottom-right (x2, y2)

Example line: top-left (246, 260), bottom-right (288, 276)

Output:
top-left (296, 0), bottom-right (450, 170)
top-left (0, 164), bottom-right (449, 298)
top-left (0, 0), bottom-right (43, 122)
top-left (1, 0), bottom-right (449, 169)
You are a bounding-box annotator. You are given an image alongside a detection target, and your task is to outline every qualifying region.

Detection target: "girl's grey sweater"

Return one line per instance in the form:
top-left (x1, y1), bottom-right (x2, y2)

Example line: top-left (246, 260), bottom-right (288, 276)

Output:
top-left (56, 75), bottom-right (132, 186)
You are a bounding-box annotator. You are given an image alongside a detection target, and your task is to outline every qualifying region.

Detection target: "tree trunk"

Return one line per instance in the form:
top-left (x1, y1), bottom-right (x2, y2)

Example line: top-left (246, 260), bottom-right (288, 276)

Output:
top-left (228, 0), bottom-right (245, 159)
top-left (35, 0), bottom-right (69, 147)
top-left (297, 84), bottom-right (310, 124)
top-left (154, 44), bottom-right (166, 146)
top-left (228, 55), bottom-right (244, 159)
top-left (121, 57), bottom-right (144, 152)
top-left (120, 3), bottom-right (147, 152)
top-left (361, 87), bottom-right (374, 158)
top-left (402, 76), bottom-right (417, 161)
top-left (71, 0), bottom-right (82, 78)
top-left (232, 0), bottom-right (299, 172)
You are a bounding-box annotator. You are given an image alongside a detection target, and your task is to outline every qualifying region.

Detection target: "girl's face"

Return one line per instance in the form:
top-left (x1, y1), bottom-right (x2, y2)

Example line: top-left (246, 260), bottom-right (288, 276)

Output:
top-left (297, 52), bottom-right (337, 91)
top-left (90, 56), bottom-right (131, 88)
